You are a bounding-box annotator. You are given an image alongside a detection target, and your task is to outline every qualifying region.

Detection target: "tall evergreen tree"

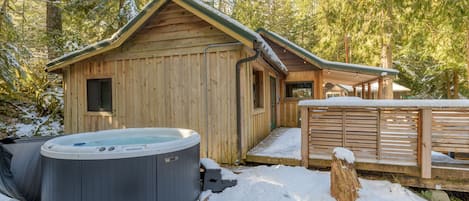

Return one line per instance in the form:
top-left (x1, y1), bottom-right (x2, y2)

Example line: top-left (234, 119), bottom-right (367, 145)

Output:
top-left (46, 0), bottom-right (63, 59)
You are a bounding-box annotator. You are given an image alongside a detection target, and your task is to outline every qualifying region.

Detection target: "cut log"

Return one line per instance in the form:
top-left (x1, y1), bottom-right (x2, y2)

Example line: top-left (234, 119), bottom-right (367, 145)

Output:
top-left (330, 147), bottom-right (361, 201)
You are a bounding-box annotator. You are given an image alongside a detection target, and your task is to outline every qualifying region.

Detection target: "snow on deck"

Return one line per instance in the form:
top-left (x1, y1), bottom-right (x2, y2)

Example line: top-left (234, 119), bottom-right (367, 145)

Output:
top-left (247, 128), bottom-right (301, 160)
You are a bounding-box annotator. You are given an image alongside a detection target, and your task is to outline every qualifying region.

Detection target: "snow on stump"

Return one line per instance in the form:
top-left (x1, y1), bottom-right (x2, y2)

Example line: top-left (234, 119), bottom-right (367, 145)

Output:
top-left (330, 147), bottom-right (361, 201)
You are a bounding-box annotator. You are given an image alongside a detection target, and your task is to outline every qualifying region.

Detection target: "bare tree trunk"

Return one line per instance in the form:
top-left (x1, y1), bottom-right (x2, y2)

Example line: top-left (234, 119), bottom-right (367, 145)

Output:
top-left (381, 1), bottom-right (393, 99)
top-left (446, 71), bottom-right (451, 98)
top-left (344, 34), bottom-right (350, 63)
top-left (46, 0), bottom-right (63, 60)
top-left (453, 69), bottom-right (459, 99)
top-left (0, 0), bottom-right (9, 31)
top-left (467, 27), bottom-right (469, 88)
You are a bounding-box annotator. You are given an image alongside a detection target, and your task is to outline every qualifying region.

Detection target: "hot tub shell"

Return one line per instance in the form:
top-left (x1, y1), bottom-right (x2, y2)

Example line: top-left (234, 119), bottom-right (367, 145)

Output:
top-left (41, 128), bottom-right (200, 201)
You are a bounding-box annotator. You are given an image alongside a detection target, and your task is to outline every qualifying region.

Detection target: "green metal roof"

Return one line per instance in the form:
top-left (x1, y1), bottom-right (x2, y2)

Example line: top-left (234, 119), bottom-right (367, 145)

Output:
top-left (257, 28), bottom-right (399, 76)
top-left (46, 0), bottom-right (287, 74)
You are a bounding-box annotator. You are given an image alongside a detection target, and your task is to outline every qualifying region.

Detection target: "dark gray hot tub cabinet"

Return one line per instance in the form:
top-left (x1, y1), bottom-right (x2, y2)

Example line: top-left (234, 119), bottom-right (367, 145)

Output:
top-left (41, 145), bottom-right (200, 201)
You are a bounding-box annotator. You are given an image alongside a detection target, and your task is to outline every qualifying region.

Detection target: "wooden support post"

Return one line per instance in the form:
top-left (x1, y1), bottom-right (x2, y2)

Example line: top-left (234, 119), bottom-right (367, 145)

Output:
top-left (353, 87), bottom-right (357, 97)
top-left (378, 77), bottom-right (384, 99)
top-left (301, 107), bottom-right (309, 167)
top-left (420, 109), bottom-right (432, 179)
top-left (342, 109), bottom-right (346, 147)
top-left (317, 70), bottom-right (324, 99)
top-left (377, 109), bottom-right (382, 160)
top-left (367, 82), bottom-right (372, 99)
top-left (361, 83), bottom-right (365, 99)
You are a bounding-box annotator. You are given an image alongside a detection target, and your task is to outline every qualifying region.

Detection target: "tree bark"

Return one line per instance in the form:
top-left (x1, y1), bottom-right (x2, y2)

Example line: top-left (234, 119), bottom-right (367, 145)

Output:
top-left (46, 0), bottom-right (63, 60)
top-left (381, 1), bottom-right (393, 99)
top-left (330, 153), bottom-right (361, 201)
top-left (453, 69), bottom-right (459, 99)
top-left (467, 26), bottom-right (469, 88)
top-left (0, 0), bottom-right (9, 31)
top-left (345, 34), bottom-right (350, 63)
top-left (445, 71), bottom-right (451, 98)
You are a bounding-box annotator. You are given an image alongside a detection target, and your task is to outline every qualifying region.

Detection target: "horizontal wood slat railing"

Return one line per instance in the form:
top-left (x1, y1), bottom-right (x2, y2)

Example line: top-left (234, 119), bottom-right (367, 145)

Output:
top-left (299, 99), bottom-right (469, 179)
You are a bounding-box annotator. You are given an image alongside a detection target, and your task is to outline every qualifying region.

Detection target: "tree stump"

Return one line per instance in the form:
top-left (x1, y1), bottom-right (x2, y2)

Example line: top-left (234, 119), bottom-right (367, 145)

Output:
top-left (330, 147), bottom-right (361, 201)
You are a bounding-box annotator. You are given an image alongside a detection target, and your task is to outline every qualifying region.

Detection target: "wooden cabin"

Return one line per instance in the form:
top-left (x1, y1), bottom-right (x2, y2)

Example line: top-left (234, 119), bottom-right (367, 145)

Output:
top-left (257, 29), bottom-right (399, 127)
top-left (46, 0), bottom-right (288, 164)
top-left (46, 0), bottom-right (398, 164)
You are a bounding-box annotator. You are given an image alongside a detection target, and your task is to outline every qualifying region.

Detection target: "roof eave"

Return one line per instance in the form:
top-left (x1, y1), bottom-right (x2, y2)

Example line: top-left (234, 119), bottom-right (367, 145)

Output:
top-left (257, 28), bottom-right (399, 76)
top-left (46, 0), bottom-right (167, 72)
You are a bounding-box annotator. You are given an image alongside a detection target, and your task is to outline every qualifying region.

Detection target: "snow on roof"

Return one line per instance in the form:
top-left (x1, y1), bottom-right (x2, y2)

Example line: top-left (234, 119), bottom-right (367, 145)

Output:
top-left (339, 82), bottom-right (410, 92)
top-left (257, 28), bottom-right (399, 76)
top-left (333, 147), bottom-right (355, 164)
top-left (299, 98), bottom-right (469, 108)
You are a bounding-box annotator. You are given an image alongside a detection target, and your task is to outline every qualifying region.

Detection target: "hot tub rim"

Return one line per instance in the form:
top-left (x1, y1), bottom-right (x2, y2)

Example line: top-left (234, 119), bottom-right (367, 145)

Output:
top-left (40, 128), bottom-right (200, 160)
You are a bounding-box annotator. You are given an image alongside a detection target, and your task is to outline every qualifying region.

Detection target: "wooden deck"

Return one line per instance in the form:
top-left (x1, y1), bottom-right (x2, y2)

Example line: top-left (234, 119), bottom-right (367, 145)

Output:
top-left (246, 114), bottom-right (469, 192)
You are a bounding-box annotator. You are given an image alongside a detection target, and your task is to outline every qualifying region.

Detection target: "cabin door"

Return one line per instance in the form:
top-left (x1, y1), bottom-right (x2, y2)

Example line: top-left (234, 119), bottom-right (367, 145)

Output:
top-left (270, 76), bottom-right (276, 130)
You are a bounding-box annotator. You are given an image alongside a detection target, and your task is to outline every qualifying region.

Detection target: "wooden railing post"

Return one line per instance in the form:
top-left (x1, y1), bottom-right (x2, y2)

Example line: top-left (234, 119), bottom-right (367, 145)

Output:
top-left (420, 108), bottom-right (432, 179)
top-left (361, 83), bottom-right (365, 99)
top-left (377, 108), bottom-right (382, 160)
top-left (301, 107), bottom-right (309, 167)
top-left (367, 82), bottom-right (372, 99)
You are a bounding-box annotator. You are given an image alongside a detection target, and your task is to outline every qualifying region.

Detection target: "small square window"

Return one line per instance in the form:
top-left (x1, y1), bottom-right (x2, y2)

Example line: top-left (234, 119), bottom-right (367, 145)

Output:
top-left (253, 70), bottom-right (264, 108)
top-left (87, 78), bottom-right (112, 112)
top-left (286, 82), bottom-right (313, 98)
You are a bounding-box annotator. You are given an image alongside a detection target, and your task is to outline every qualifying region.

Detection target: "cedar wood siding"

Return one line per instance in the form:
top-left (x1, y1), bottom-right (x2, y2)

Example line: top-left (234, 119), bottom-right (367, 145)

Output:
top-left (62, 2), bottom-right (277, 163)
top-left (279, 70), bottom-right (323, 127)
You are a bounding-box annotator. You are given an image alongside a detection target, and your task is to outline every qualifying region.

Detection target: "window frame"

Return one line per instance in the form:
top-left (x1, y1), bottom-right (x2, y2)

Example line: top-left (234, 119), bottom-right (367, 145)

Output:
top-left (285, 81), bottom-right (314, 99)
top-left (86, 77), bottom-right (113, 114)
top-left (252, 68), bottom-right (264, 110)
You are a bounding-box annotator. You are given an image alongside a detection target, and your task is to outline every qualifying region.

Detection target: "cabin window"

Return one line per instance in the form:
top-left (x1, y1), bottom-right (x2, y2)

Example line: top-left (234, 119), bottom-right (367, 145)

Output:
top-left (87, 78), bottom-right (112, 112)
top-left (253, 69), bottom-right (264, 108)
top-left (286, 82), bottom-right (313, 98)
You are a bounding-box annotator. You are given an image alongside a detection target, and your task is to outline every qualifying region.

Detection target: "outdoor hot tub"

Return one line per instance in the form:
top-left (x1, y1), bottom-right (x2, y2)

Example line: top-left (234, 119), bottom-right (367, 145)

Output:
top-left (40, 128), bottom-right (200, 201)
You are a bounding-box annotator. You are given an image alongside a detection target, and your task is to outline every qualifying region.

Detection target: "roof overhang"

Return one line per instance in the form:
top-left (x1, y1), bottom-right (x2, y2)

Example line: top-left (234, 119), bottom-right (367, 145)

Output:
top-left (257, 28), bottom-right (399, 85)
top-left (46, 0), bottom-right (287, 74)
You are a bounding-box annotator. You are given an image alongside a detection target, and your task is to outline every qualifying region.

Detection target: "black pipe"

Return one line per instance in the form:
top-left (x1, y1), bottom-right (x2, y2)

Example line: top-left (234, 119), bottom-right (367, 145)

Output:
top-left (235, 46), bottom-right (261, 164)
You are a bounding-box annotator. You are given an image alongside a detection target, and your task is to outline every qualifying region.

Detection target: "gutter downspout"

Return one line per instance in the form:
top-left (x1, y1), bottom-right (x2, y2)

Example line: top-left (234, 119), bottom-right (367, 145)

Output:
top-left (235, 47), bottom-right (261, 164)
top-left (203, 42), bottom-right (242, 159)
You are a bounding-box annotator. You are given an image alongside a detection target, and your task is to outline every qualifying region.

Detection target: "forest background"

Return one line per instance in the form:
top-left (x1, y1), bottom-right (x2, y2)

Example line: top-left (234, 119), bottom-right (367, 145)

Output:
top-left (0, 0), bottom-right (468, 136)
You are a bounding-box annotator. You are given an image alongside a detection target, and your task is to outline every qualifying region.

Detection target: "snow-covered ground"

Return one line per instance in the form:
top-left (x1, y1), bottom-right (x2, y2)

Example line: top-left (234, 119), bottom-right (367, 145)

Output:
top-left (202, 165), bottom-right (425, 201)
top-left (0, 193), bottom-right (17, 201)
top-left (247, 127), bottom-right (301, 159)
top-left (1, 104), bottom-right (62, 138)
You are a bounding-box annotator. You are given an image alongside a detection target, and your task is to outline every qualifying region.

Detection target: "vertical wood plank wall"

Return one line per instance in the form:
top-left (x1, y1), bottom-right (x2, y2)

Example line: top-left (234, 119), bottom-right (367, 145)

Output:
top-left (239, 52), bottom-right (278, 158)
top-left (280, 70), bottom-right (322, 127)
top-left (62, 2), bottom-right (277, 163)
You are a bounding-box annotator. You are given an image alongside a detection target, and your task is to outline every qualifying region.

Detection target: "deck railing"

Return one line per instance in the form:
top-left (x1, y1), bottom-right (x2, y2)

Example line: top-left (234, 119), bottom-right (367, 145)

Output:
top-left (299, 99), bottom-right (469, 179)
